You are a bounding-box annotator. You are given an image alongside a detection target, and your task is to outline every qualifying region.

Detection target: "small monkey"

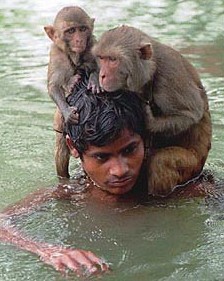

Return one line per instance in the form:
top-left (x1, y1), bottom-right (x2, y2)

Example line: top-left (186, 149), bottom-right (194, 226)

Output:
top-left (44, 6), bottom-right (98, 178)
top-left (92, 25), bottom-right (212, 196)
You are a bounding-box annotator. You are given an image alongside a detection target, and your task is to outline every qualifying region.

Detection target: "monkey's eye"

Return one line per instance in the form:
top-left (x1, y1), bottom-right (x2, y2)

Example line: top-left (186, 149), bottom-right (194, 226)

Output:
top-left (66, 27), bottom-right (76, 34)
top-left (109, 56), bottom-right (117, 62)
top-left (97, 56), bottom-right (104, 61)
top-left (79, 26), bottom-right (87, 32)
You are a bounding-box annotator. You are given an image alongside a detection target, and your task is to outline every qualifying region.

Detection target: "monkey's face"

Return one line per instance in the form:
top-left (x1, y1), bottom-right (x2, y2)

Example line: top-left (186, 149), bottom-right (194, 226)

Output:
top-left (97, 56), bottom-right (128, 92)
top-left (92, 26), bottom-right (155, 93)
top-left (63, 24), bottom-right (90, 53)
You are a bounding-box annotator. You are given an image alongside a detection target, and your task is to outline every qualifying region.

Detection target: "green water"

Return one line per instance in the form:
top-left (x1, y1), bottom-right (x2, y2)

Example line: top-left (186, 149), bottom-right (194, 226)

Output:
top-left (0, 0), bottom-right (224, 280)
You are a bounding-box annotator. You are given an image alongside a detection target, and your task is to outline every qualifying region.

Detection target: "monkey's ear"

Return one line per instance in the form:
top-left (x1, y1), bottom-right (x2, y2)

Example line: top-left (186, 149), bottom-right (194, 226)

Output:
top-left (66, 135), bottom-right (80, 158)
top-left (138, 43), bottom-right (152, 60)
top-left (44, 25), bottom-right (55, 41)
top-left (90, 18), bottom-right (95, 29)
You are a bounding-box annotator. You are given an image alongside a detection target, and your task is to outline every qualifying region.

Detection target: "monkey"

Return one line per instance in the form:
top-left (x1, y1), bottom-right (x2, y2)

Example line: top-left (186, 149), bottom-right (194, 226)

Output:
top-left (44, 6), bottom-right (99, 178)
top-left (92, 25), bottom-right (212, 197)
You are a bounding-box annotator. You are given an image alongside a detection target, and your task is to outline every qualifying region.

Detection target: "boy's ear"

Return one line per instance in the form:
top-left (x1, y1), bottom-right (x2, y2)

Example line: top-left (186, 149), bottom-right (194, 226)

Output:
top-left (66, 135), bottom-right (79, 158)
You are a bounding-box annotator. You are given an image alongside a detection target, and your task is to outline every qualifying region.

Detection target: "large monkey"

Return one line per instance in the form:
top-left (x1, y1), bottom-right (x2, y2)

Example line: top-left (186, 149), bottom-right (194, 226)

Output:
top-left (92, 25), bottom-right (212, 197)
top-left (44, 6), bottom-right (98, 178)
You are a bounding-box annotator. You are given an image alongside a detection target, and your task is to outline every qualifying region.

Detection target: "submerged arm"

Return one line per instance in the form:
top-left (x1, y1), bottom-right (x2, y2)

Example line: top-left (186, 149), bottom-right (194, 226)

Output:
top-left (0, 185), bottom-right (109, 276)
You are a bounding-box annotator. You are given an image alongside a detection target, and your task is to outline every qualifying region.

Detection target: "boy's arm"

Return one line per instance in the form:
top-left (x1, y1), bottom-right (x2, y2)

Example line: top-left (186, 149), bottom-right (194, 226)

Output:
top-left (0, 185), bottom-right (109, 276)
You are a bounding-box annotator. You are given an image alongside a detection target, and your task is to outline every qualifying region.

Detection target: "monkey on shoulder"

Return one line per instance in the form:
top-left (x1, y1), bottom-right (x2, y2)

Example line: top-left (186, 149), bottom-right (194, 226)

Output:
top-left (92, 25), bottom-right (212, 197)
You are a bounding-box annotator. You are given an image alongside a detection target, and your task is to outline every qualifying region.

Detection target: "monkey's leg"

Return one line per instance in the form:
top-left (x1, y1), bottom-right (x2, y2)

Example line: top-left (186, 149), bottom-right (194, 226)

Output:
top-left (148, 147), bottom-right (203, 197)
top-left (55, 132), bottom-right (70, 178)
top-left (53, 108), bottom-right (70, 178)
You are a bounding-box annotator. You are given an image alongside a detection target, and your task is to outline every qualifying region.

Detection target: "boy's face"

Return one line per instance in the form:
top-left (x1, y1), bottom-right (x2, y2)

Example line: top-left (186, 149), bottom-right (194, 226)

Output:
top-left (79, 129), bottom-right (144, 195)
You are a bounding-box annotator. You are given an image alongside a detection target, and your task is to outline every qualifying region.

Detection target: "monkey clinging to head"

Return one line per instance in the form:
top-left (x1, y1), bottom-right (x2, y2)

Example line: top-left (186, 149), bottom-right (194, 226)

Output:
top-left (44, 6), bottom-right (99, 179)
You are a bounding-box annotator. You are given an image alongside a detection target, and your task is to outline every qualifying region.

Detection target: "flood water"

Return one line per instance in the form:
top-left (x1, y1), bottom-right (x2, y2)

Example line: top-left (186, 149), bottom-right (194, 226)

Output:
top-left (0, 0), bottom-right (224, 280)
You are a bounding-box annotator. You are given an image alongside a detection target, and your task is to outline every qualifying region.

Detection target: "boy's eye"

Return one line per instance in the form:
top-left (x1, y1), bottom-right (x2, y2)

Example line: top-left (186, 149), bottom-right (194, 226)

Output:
top-left (94, 153), bottom-right (109, 162)
top-left (123, 144), bottom-right (137, 155)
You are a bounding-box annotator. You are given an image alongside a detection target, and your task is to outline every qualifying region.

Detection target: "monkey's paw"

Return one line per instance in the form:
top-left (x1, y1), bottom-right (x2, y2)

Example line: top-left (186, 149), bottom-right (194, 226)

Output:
top-left (65, 106), bottom-right (79, 124)
top-left (67, 74), bottom-right (82, 93)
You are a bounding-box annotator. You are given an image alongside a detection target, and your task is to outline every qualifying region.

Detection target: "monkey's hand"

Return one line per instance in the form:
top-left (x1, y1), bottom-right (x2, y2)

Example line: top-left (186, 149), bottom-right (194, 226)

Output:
top-left (144, 103), bottom-right (154, 130)
top-left (64, 106), bottom-right (79, 124)
top-left (67, 74), bottom-right (82, 93)
top-left (39, 245), bottom-right (109, 277)
top-left (88, 72), bottom-right (101, 94)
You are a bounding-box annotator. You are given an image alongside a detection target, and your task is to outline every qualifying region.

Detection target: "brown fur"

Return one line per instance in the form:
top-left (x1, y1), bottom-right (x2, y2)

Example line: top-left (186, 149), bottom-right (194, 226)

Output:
top-left (44, 6), bottom-right (98, 178)
top-left (92, 25), bottom-right (212, 196)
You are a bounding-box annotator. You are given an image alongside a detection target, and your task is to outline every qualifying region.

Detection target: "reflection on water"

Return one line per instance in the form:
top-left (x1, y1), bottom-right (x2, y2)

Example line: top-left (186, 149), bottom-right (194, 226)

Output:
top-left (0, 0), bottom-right (224, 280)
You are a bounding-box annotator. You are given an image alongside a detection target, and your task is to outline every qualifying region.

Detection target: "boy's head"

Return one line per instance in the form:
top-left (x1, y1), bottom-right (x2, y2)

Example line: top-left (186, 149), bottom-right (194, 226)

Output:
top-left (65, 85), bottom-right (146, 195)
top-left (65, 86), bottom-right (146, 157)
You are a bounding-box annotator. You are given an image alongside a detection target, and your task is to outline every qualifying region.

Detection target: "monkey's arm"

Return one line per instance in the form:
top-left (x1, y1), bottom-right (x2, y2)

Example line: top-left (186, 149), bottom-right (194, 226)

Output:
top-left (145, 88), bottom-right (205, 136)
top-left (145, 106), bottom-right (202, 136)
top-left (77, 52), bottom-right (100, 93)
top-left (88, 71), bottom-right (101, 93)
top-left (47, 46), bottom-right (78, 124)
top-left (0, 185), bottom-right (109, 276)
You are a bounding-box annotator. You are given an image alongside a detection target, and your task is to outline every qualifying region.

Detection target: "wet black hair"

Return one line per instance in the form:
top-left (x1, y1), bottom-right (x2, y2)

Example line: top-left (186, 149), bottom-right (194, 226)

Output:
top-left (65, 80), bottom-right (146, 156)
